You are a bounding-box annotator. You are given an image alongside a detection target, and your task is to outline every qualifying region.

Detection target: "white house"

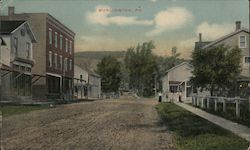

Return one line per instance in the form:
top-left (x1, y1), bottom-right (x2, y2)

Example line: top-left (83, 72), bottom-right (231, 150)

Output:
top-left (74, 65), bottom-right (88, 99)
top-left (0, 20), bottom-right (36, 102)
top-left (199, 21), bottom-right (250, 97)
top-left (161, 62), bottom-right (193, 102)
top-left (88, 73), bottom-right (101, 99)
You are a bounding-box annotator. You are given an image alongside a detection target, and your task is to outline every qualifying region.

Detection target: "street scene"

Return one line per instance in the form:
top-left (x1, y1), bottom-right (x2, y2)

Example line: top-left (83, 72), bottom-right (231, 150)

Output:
top-left (0, 0), bottom-right (250, 149)
top-left (2, 97), bottom-right (173, 149)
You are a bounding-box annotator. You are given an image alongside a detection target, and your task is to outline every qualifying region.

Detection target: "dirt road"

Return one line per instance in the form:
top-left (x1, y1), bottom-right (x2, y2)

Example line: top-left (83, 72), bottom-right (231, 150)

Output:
top-left (2, 98), bottom-right (173, 150)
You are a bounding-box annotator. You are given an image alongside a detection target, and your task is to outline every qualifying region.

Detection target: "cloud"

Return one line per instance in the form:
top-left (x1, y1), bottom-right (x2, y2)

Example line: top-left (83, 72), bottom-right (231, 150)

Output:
top-left (196, 22), bottom-right (234, 40)
top-left (86, 5), bottom-right (153, 26)
top-left (146, 7), bottom-right (193, 36)
top-left (150, 0), bottom-right (157, 2)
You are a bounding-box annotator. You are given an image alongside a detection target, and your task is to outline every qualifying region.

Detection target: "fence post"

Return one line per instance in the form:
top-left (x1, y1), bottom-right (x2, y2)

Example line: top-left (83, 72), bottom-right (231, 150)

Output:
top-left (201, 97), bottom-right (204, 109)
top-left (207, 97), bottom-right (210, 109)
top-left (236, 99), bottom-right (240, 118)
top-left (223, 98), bottom-right (226, 113)
top-left (214, 98), bottom-right (217, 111)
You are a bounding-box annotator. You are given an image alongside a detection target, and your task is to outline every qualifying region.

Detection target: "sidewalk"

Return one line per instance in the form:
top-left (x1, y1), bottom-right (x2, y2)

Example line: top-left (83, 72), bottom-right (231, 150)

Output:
top-left (174, 102), bottom-right (250, 142)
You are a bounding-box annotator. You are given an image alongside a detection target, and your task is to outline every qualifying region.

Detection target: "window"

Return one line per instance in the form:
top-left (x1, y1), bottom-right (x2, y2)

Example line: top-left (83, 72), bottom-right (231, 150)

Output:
top-left (49, 51), bottom-right (52, 67)
top-left (55, 32), bottom-right (58, 48)
top-left (170, 86), bottom-right (178, 93)
top-left (60, 35), bottom-right (63, 50)
top-left (64, 58), bottom-right (68, 71)
top-left (69, 41), bottom-right (72, 54)
top-left (49, 28), bottom-right (52, 45)
top-left (59, 55), bottom-right (63, 70)
top-left (244, 56), bottom-right (250, 65)
top-left (239, 35), bottom-right (246, 48)
top-left (26, 42), bottom-right (30, 59)
top-left (65, 38), bottom-right (68, 52)
top-left (54, 53), bottom-right (58, 69)
top-left (14, 37), bottom-right (18, 55)
top-left (69, 59), bottom-right (72, 71)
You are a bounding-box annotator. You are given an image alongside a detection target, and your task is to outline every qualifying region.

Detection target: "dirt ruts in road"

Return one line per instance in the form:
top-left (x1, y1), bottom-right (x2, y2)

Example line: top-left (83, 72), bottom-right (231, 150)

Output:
top-left (2, 99), bottom-right (173, 150)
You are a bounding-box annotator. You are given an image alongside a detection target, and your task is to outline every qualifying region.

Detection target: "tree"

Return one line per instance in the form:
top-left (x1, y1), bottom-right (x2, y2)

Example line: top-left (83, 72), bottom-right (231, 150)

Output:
top-left (191, 45), bottom-right (241, 96)
top-left (125, 41), bottom-right (158, 97)
top-left (96, 56), bottom-right (122, 93)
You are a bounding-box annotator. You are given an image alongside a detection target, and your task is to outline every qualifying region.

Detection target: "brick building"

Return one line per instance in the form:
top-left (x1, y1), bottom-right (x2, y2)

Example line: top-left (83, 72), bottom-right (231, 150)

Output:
top-left (0, 7), bottom-right (75, 101)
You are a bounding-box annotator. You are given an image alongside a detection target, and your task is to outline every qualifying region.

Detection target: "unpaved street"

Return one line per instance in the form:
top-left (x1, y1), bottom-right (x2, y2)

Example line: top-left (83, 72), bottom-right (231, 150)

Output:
top-left (2, 98), bottom-right (173, 150)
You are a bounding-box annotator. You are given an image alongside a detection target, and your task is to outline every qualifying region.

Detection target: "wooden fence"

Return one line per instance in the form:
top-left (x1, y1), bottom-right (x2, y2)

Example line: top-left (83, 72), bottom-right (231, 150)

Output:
top-left (191, 95), bottom-right (250, 118)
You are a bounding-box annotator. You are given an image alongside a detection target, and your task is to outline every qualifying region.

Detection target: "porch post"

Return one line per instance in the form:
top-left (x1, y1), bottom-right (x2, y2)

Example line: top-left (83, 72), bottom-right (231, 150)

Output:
top-left (207, 97), bottom-right (210, 109)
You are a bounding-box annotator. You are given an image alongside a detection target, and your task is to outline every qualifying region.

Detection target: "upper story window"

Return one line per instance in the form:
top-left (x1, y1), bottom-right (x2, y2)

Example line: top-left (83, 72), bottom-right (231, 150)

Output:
top-left (49, 51), bottom-right (52, 67)
top-left (65, 38), bottom-right (68, 52)
top-left (49, 28), bottom-right (52, 45)
top-left (64, 58), bottom-right (68, 71)
top-left (60, 35), bottom-right (63, 50)
top-left (239, 35), bottom-right (246, 48)
top-left (26, 42), bottom-right (30, 59)
top-left (14, 37), bottom-right (18, 55)
top-left (59, 55), bottom-right (63, 70)
top-left (54, 53), bottom-right (58, 69)
top-left (69, 59), bottom-right (72, 71)
top-left (55, 32), bottom-right (58, 48)
top-left (69, 41), bottom-right (72, 54)
top-left (244, 56), bottom-right (250, 66)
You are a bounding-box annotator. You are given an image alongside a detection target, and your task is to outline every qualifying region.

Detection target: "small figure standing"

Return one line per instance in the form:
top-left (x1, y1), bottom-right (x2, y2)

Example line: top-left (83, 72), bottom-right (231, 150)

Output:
top-left (158, 92), bottom-right (162, 102)
top-left (178, 91), bottom-right (182, 102)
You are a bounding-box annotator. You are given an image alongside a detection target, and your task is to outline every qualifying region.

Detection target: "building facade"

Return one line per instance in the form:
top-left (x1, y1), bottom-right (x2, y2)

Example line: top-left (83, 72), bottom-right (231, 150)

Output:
top-left (0, 7), bottom-right (75, 101)
top-left (161, 62), bottom-right (193, 102)
top-left (0, 20), bottom-right (36, 102)
top-left (88, 73), bottom-right (101, 99)
top-left (74, 65), bottom-right (88, 99)
top-left (198, 21), bottom-right (250, 97)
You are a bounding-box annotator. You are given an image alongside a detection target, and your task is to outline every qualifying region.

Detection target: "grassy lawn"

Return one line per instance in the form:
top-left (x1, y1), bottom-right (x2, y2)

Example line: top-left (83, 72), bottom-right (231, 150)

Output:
top-left (156, 102), bottom-right (249, 150)
top-left (0, 104), bottom-right (50, 117)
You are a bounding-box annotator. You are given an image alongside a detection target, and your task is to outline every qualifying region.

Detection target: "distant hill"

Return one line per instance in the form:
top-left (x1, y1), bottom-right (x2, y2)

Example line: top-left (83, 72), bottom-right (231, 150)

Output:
top-left (74, 51), bottom-right (126, 71)
top-left (75, 51), bottom-right (126, 60)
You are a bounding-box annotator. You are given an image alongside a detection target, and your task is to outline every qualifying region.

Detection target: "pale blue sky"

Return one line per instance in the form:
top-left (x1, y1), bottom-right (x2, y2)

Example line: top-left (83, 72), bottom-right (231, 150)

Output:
top-left (0, 0), bottom-right (248, 58)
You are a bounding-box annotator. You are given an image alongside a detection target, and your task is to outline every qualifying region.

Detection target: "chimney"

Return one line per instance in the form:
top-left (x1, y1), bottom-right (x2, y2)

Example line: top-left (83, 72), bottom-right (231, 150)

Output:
top-left (8, 6), bottom-right (15, 16)
top-left (236, 21), bottom-right (241, 30)
top-left (199, 33), bottom-right (202, 42)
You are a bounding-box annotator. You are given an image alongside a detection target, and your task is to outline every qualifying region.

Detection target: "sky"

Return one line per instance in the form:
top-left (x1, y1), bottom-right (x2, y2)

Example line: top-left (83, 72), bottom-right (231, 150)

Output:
top-left (0, 0), bottom-right (249, 58)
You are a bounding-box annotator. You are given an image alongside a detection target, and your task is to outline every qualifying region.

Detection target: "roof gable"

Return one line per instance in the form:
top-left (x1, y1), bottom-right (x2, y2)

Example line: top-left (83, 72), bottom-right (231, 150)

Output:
top-left (165, 62), bottom-right (193, 74)
top-left (0, 20), bottom-right (37, 43)
top-left (202, 28), bottom-right (249, 49)
top-left (0, 20), bottom-right (25, 34)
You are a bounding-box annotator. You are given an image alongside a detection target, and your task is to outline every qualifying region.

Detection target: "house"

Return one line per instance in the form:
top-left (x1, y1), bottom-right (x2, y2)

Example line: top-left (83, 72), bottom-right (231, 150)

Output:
top-left (88, 73), bottom-right (101, 99)
top-left (74, 65), bottom-right (88, 99)
top-left (0, 7), bottom-right (75, 101)
top-left (198, 21), bottom-right (250, 97)
top-left (0, 20), bottom-right (36, 102)
top-left (161, 62), bottom-right (193, 102)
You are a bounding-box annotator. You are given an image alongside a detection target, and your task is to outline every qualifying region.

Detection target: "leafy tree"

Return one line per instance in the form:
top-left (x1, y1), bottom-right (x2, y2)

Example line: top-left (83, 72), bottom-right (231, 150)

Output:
top-left (96, 56), bottom-right (122, 93)
top-left (125, 41), bottom-right (158, 97)
top-left (191, 45), bottom-right (241, 96)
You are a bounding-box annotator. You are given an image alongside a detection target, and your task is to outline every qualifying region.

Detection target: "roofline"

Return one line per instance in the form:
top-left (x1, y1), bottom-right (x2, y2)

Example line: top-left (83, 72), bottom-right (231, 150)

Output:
top-left (10, 21), bottom-right (37, 43)
top-left (11, 21), bottom-right (26, 34)
top-left (1, 12), bottom-right (75, 36)
top-left (164, 62), bottom-right (192, 75)
top-left (47, 14), bottom-right (75, 35)
top-left (202, 28), bottom-right (249, 49)
top-left (0, 37), bottom-right (6, 45)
